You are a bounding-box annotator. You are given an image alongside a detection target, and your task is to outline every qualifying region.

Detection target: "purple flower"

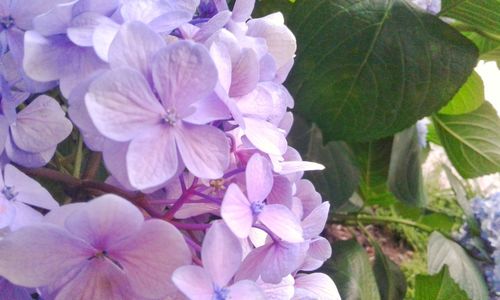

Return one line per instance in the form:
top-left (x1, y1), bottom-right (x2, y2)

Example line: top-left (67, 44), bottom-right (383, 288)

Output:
top-left (172, 220), bottom-right (265, 299)
top-left (86, 39), bottom-right (230, 189)
top-left (0, 164), bottom-right (59, 231)
top-left (0, 277), bottom-right (35, 300)
top-left (293, 273), bottom-right (341, 299)
top-left (0, 194), bottom-right (191, 299)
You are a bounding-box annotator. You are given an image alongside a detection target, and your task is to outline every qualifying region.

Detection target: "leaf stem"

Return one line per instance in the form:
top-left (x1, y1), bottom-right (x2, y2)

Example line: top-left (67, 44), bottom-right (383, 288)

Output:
top-left (82, 152), bottom-right (102, 180)
top-left (72, 135), bottom-right (84, 178)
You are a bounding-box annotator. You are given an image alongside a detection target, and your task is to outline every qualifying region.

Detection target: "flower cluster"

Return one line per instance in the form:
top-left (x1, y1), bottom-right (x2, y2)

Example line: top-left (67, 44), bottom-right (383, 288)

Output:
top-left (0, 0), bottom-right (340, 299)
top-left (457, 193), bottom-right (500, 298)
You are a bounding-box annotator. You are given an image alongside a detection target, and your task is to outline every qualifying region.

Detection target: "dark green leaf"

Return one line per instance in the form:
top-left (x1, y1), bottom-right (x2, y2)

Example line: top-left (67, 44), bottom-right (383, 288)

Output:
top-left (415, 266), bottom-right (469, 300)
top-left (464, 32), bottom-right (500, 64)
top-left (372, 242), bottom-right (407, 300)
top-left (253, 0), bottom-right (295, 17)
top-left (283, 0), bottom-right (478, 141)
top-left (320, 239), bottom-right (381, 300)
top-left (288, 117), bottom-right (360, 211)
top-left (440, 0), bottom-right (500, 36)
top-left (388, 126), bottom-right (427, 207)
top-left (428, 232), bottom-right (489, 300)
top-left (439, 71), bottom-right (485, 115)
top-left (432, 101), bottom-right (500, 178)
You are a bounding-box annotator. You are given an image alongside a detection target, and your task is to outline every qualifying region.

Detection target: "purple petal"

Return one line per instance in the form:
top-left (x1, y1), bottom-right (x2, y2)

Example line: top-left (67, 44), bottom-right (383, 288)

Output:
top-left (4, 164), bottom-right (58, 210)
top-left (0, 198), bottom-right (15, 229)
top-left (259, 204), bottom-right (303, 243)
top-left (102, 141), bottom-right (135, 190)
top-left (300, 237), bottom-right (332, 271)
top-left (32, 2), bottom-right (74, 36)
top-left (64, 194), bottom-right (144, 249)
top-left (194, 10), bottom-right (231, 42)
top-left (120, 0), bottom-right (197, 24)
top-left (293, 273), bottom-right (341, 300)
top-left (71, 0), bottom-right (120, 16)
top-left (10, 0), bottom-right (65, 30)
top-left (6, 28), bottom-right (24, 64)
top-left (0, 224), bottom-right (93, 287)
top-left (295, 179), bottom-right (322, 218)
top-left (44, 203), bottom-right (86, 227)
top-left (230, 48), bottom-right (259, 97)
top-left (152, 41), bottom-right (218, 115)
top-left (126, 126), bottom-right (178, 189)
top-left (0, 116), bottom-right (9, 154)
top-left (85, 68), bottom-right (164, 142)
top-left (0, 277), bottom-right (35, 300)
top-left (92, 21), bottom-right (120, 61)
top-left (109, 21), bottom-right (165, 81)
top-left (9, 202), bottom-right (43, 230)
top-left (243, 118), bottom-right (287, 156)
top-left (221, 184), bottom-right (253, 239)
top-left (210, 41), bottom-right (233, 94)
top-left (245, 153), bottom-right (273, 203)
top-left (172, 265), bottom-right (214, 300)
top-left (258, 275), bottom-right (295, 299)
top-left (5, 137), bottom-right (56, 168)
top-left (229, 280), bottom-right (265, 299)
top-left (232, 0), bottom-right (255, 22)
top-left (67, 12), bottom-right (114, 47)
top-left (175, 123), bottom-right (229, 179)
top-left (110, 220), bottom-right (192, 298)
top-left (267, 175), bottom-right (293, 208)
top-left (301, 202), bottom-right (329, 239)
top-left (182, 93), bottom-right (231, 124)
top-left (11, 95), bottom-right (72, 152)
top-left (202, 220), bottom-right (242, 287)
top-left (148, 10), bottom-right (193, 33)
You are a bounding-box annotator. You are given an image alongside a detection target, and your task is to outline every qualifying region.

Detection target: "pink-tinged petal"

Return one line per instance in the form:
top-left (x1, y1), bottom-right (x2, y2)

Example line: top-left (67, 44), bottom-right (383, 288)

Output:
top-left (259, 54), bottom-right (277, 82)
top-left (243, 118), bottom-right (287, 156)
top-left (152, 41), bottom-right (218, 114)
top-left (229, 280), bottom-right (265, 300)
top-left (126, 126), bottom-right (178, 189)
top-left (279, 112), bottom-right (294, 135)
top-left (64, 195), bottom-right (144, 249)
top-left (231, 0), bottom-right (255, 22)
top-left (0, 224), bottom-right (92, 287)
top-left (110, 220), bottom-right (192, 298)
top-left (293, 273), bottom-right (341, 300)
top-left (109, 21), bottom-right (165, 81)
top-left (55, 259), bottom-right (130, 300)
top-left (300, 237), bottom-right (332, 271)
top-left (302, 202), bottom-right (329, 239)
top-left (175, 123), bottom-right (229, 179)
top-left (92, 21), bottom-right (120, 61)
top-left (221, 184), bottom-right (253, 239)
top-left (295, 179), bottom-right (322, 218)
top-left (5, 137), bottom-right (56, 168)
top-left (259, 204), bottom-right (303, 243)
top-left (245, 153), bottom-right (273, 203)
top-left (32, 2), bottom-right (74, 35)
top-left (183, 93), bottom-right (231, 124)
top-left (0, 198), bottom-right (15, 229)
top-left (11, 95), bottom-right (72, 152)
top-left (258, 275), bottom-right (295, 300)
top-left (202, 221), bottom-right (242, 287)
top-left (210, 42), bottom-right (232, 93)
top-left (85, 68), bottom-right (164, 142)
top-left (235, 84), bottom-right (274, 119)
top-left (230, 48), bottom-right (259, 97)
top-left (267, 175), bottom-right (293, 208)
top-left (0, 0), bottom-right (9, 15)
top-left (102, 141), bottom-right (136, 191)
top-left (172, 265), bottom-right (214, 300)
top-left (9, 202), bottom-right (43, 230)
top-left (44, 203), bottom-right (86, 228)
top-left (67, 12), bottom-right (115, 47)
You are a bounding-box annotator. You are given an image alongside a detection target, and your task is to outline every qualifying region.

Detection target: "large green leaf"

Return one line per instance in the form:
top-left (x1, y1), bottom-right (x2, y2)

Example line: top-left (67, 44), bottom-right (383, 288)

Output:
top-left (287, 117), bottom-right (360, 210)
top-left (281, 0), bottom-right (478, 141)
top-left (415, 266), bottom-right (469, 300)
top-left (440, 0), bottom-right (500, 36)
top-left (428, 232), bottom-right (489, 300)
top-left (388, 126), bottom-right (427, 207)
top-left (320, 239), bottom-right (380, 300)
top-left (439, 71), bottom-right (485, 115)
top-left (432, 101), bottom-right (500, 178)
top-left (372, 242), bottom-right (407, 300)
top-left (464, 32), bottom-right (500, 64)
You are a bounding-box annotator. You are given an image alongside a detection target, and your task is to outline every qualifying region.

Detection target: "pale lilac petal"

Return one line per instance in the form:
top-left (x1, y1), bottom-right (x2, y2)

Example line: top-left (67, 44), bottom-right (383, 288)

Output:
top-left (9, 202), bottom-right (43, 230)
top-left (172, 265), bottom-right (214, 300)
top-left (0, 116), bottom-right (9, 154)
top-left (243, 118), bottom-right (287, 155)
top-left (32, 2), bottom-right (74, 36)
top-left (6, 28), bottom-right (24, 64)
top-left (85, 68), bottom-right (164, 141)
top-left (259, 204), bottom-right (303, 243)
top-left (221, 184), bottom-right (253, 239)
top-left (202, 221), bottom-right (242, 287)
top-left (102, 141), bottom-right (135, 190)
top-left (5, 137), bottom-right (56, 168)
top-left (245, 153), bottom-right (273, 203)
top-left (4, 164), bottom-right (58, 210)
top-left (183, 93), bottom-right (231, 124)
top-left (267, 175), bottom-right (293, 208)
top-left (152, 41), bottom-right (218, 113)
top-left (302, 202), bottom-right (329, 239)
top-left (23, 32), bottom-right (68, 81)
top-left (109, 21), bottom-right (165, 81)
top-left (259, 54), bottom-right (277, 81)
top-left (293, 273), bottom-right (341, 300)
top-left (120, 0), bottom-right (197, 24)
top-left (236, 84), bottom-right (274, 119)
top-left (72, 0), bottom-right (120, 16)
top-left (175, 123), bottom-right (229, 179)
top-left (229, 280), bottom-right (265, 299)
top-left (0, 198), bottom-right (15, 229)
top-left (194, 11), bottom-right (231, 42)
top-left (111, 220), bottom-right (192, 298)
top-left (148, 10), bottom-right (193, 33)
top-left (0, 224), bottom-right (92, 287)
top-left (67, 12), bottom-right (115, 47)
top-left (232, 0), bottom-right (255, 22)
top-left (230, 48), bottom-right (259, 97)
top-left (295, 179), bottom-right (322, 218)
top-left (300, 237), bottom-right (332, 271)
top-left (0, 0), bottom-right (9, 15)
top-left (258, 275), bottom-right (295, 300)
top-left (54, 259), bottom-right (130, 300)
top-left (210, 42), bottom-right (232, 93)
top-left (174, 203), bottom-right (219, 219)
top-left (44, 203), bottom-right (86, 227)
top-left (11, 95), bottom-right (72, 152)
top-left (126, 126), bottom-right (178, 189)
top-left (92, 21), bottom-right (120, 61)
top-left (64, 195), bottom-right (144, 248)
top-left (10, 0), bottom-right (66, 30)
top-left (279, 161), bottom-right (325, 175)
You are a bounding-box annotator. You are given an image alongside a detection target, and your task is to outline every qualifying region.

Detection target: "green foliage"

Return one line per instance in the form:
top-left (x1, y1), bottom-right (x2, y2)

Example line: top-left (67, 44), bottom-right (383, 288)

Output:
top-left (439, 71), bottom-right (485, 115)
top-left (440, 0), bottom-right (500, 36)
top-left (372, 241), bottom-right (407, 300)
top-left (415, 266), bottom-right (469, 300)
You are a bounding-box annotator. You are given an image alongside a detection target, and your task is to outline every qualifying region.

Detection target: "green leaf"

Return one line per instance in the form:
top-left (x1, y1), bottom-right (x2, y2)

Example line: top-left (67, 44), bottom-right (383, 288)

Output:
top-left (428, 232), bottom-right (489, 300)
top-left (282, 0), bottom-right (478, 141)
top-left (388, 126), bottom-right (427, 207)
top-left (464, 32), bottom-right (500, 63)
top-left (287, 117), bottom-right (360, 211)
top-left (253, 0), bottom-right (295, 17)
top-left (439, 71), bottom-right (485, 115)
top-left (440, 0), bottom-right (500, 36)
top-left (415, 266), bottom-right (469, 300)
top-left (372, 242), bottom-right (407, 300)
top-left (426, 122), bottom-right (442, 146)
top-left (350, 139), bottom-right (397, 206)
top-left (432, 101), bottom-right (500, 178)
top-left (442, 165), bottom-right (473, 217)
top-left (320, 239), bottom-right (381, 300)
